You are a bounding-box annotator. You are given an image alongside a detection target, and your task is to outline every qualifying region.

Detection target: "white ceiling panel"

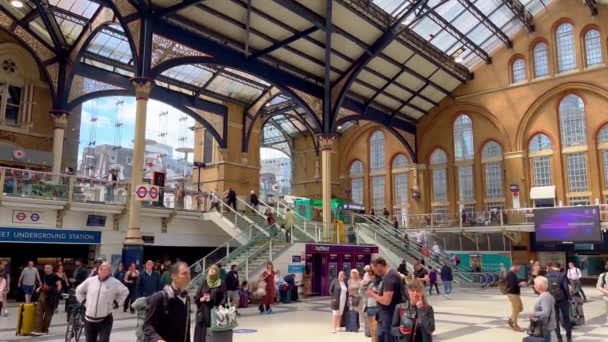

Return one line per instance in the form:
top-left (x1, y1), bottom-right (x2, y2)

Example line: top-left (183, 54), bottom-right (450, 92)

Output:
top-left (383, 41), bottom-right (414, 63)
top-left (395, 72), bottom-right (425, 91)
top-left (385, 84), bottom-right (413, 100)
top-left (419, 85), bottom-right (445, 103)
top-left (350, 82), bottom-right (376, 98)
top-left (405, 54), bottom-right (436, 78)
top-left (357, 69), bottom-right (387, 89)
top-left (429, 71), bottom-right (461, 91)
top-left (375, 94), bottom-right (402, 110)
top-left (269, 49), bottom-right (324, 78)
top-left (410, 97), bottom-right (434, 111)
top-left (368, 57), bottom-right (401, 79)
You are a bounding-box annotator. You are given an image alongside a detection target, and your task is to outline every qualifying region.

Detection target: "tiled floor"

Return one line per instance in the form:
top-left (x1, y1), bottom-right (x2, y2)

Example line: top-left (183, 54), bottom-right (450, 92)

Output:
top-left (0, 287), bottom-right (606, 341)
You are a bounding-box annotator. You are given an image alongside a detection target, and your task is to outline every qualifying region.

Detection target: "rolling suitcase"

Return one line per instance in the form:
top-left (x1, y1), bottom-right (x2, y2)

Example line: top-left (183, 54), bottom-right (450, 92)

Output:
top-left (344, 309), bottom-right (360, 332)
top-left (16, 303), bottom-right (36, 336)
top-left (238, 290), bottom-right (249, 308)
top-left (280, 284), bottom-right (290, 303)
top-left (206, 329), bottom-right (233, 342)
top-left (570, 298), bottom-right (585, 326)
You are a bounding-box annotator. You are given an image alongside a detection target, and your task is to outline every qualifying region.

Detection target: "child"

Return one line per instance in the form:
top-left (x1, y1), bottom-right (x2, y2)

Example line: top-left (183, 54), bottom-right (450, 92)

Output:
top-left (239, 281), bottom-right (251, 308)
top-left (428, 268), bottom-right (440, 296)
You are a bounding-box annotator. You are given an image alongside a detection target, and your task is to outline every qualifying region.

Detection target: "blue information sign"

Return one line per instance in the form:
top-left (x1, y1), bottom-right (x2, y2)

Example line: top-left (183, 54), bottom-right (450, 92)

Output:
top-left (0, 227), bottom-right (102, 244)
top-left (287, 264), bottom-right (305, 274)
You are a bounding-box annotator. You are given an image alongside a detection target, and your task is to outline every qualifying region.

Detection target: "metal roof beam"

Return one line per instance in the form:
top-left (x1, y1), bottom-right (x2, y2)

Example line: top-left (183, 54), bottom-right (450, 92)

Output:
top-left (20, 9), bottom-right (39, 25)
top-left (272, 0), bottom-right (325, 30)
top-left (154, 0), bottom-right (206, 17)
top-left (457, 0), bottom-right (512, 48)
top-left (584, 0), bottom-right (598, 16)
top-left (330, 0), bottom-right (425, 127)
top-left (339, 0), bottom-right (472, 81)
top-left (250, 26), bottom-right (318, 59)
top-left (236, 0), bottom-right (452, 95)
top-left (34, 0), bottom-right (68, 53)
top-left (194, 66), bottom-right (223, 99)
top-left (501, 0), bottom-right (535, 32)
top-left (421, 5), bottom-right (491, 63)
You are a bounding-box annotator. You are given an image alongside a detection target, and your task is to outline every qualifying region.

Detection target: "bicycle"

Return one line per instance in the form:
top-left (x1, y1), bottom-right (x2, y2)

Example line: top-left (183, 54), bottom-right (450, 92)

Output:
top-left (64, 293), bottom-right (85, 342)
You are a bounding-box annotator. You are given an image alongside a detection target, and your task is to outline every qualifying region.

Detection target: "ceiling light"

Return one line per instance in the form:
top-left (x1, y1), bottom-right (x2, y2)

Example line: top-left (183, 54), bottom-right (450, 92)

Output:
top-left (455, 57), bottom-right (464, 64)
top-left (337, 125), bottom-right (343, 130)
top-left (10, 1), bottom-right (24, 8)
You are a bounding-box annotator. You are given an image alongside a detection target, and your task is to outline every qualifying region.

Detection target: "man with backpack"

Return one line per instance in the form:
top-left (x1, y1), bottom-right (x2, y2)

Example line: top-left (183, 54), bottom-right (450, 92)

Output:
top-left (143, 262), bottom-right (191, 342)
top-left (596, 263), bottom-right (608, 324)
top-left (546, 263), bottom-right (572, 342)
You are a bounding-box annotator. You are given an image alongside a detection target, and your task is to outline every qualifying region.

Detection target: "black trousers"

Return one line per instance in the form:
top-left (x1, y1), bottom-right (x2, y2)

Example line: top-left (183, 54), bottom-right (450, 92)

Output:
top-left (259, 304), bottom-right (271, 312)
top-left (554, 300), bottom-right (572, 340)
top-left (85, 315), bottom-right (113, 342)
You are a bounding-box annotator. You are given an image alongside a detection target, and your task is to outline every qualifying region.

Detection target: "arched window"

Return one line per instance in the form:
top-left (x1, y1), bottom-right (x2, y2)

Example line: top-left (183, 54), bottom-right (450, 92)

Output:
top-left (370, 131), bottom-right (385, 170)
top-left (350, 160), bottom-right (364, 205)
top-left (429, 149), bottom-right (448, 219)
top-left (598, 125), bottom-right (608, 203)
top-left (556, 23), bottom-right (576, 73)
top-left (584, 29), bottom-right (602, 67)
top-left (392, 154), bottom-right (409, 207)
top-left (559, 94), bottom-right (587, 147)
top-left (528, 134), bottom-right (553, 187)
top-left (533, 42), bottom-right (549, 78)
top-left (453, 115), bottom-right (474, 161)
top-left (454, 115), bottom-right (475, 208)
top-left (482, 141), bottom-right (504, 209)
top-left (511, 58), bottom-right (526, 83)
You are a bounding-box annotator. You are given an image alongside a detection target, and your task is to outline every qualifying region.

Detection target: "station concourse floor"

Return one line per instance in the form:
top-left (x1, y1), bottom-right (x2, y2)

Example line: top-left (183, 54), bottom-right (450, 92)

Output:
top-left (0, 287), bottom-right (606, 342)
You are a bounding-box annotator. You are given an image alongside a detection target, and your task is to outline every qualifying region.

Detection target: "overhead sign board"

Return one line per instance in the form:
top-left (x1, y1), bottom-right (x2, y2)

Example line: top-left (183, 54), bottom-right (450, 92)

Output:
top-left (0, 227), bottom-right (101, 244)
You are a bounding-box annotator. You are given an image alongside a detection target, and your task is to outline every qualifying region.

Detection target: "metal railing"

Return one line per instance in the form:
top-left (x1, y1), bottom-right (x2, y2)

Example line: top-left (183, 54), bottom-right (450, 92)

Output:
top-left (257, 198), bottom-right (318, 242)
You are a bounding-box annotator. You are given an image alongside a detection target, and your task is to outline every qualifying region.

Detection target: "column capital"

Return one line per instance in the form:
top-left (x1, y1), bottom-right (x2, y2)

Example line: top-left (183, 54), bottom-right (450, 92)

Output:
top-left (130, 77), bottom-right (155, 100)
top-left (317, 134), bottom-right (336, 151)
top-left (49, 110), bottom-right (69, 129)
top-left (240, 152), bottom-right (249, 164)
top-left (504, 151), bottom-right (527, 159)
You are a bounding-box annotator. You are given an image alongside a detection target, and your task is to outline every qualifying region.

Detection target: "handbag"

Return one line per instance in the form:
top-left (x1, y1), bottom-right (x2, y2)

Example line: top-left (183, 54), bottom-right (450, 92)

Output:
top-left (527, 306), bottom-right (552, 338)
top-left (210, 302), bottom-right (238, 332)
top-left (255, 281), bottom-right (267, 298)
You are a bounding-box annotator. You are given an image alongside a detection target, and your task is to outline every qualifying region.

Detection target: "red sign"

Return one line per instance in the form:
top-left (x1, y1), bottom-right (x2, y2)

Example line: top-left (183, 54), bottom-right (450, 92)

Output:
top-left (149, 186), bottom-right (159, 200)
top-left (15, 212), bottom-right (26, 221)
top-left (513, 191), bottom-right (519, 198)
top-left (136, 186), bottom-right (148, 200)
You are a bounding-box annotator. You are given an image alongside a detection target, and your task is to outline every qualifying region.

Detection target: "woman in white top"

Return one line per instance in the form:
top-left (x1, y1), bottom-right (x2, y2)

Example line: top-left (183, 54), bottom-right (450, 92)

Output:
top-left (329, 271), bottom-right (347, 333)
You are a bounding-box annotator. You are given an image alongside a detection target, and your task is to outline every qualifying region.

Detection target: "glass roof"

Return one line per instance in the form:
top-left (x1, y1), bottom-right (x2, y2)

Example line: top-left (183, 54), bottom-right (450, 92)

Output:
top-left (374, 0), bottom-right (553, 69)
top-left (87, 26), bottom-right (133, 65)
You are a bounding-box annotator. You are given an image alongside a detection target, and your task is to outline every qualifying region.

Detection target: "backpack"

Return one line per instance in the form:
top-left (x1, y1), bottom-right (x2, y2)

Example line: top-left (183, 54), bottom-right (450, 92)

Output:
top-left (546, 272), bottom-right (565, 302)
top-left (133, 290), bottom-right (169, 342)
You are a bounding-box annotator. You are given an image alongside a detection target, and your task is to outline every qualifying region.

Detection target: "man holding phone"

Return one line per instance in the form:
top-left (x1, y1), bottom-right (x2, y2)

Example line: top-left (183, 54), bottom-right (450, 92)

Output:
top-left (367, 257), bottom-right (403, 342)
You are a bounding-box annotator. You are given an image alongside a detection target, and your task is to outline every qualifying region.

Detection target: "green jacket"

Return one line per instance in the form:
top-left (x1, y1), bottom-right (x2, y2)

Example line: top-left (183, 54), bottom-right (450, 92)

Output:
top-left (160, 271), bottom-right (172, 286)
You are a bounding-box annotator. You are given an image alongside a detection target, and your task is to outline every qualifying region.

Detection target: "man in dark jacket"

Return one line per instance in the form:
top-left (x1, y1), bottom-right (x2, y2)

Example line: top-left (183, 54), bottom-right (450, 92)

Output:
top-left (249, 191), bottom-right (259, 210)
top-left (226, 187), bottom-right (237, 210)
top-left (143, 262), bottom-right (191, 342)
top-left (547, 263), bottom-right (572, 342)
top-left (440, 264), bottom-right (453, 298)
top-left (397, 260), bottom-right (408, 275)
top-left (225, 265), bottom-right (240, 313)
top-left (137, 260), bottom-right (162, 298)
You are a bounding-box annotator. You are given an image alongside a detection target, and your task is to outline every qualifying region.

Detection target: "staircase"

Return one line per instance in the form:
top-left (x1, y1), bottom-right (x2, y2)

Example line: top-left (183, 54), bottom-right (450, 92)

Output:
top-left (352, 214), bottom-right (493, 285)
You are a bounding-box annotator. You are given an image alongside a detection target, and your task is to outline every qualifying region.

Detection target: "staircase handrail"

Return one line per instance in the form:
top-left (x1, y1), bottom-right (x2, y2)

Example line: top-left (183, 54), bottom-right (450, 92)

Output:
top-left (192, 185), bottom-right (269, 237)
top-left (189, 226), bottom-right (265, 275)
top-left (355, 214), bottom-right (479, 275)
top-left (353, 216), bottom-right (475, 282)
top-left (257, 198), bottom-right (317, 242)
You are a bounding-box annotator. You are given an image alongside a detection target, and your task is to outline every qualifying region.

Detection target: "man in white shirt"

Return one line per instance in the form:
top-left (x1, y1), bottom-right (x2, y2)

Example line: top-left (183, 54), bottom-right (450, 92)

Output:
top-left (76, 262), bottom-right (129, 342)
top-left (567, 262), bottom-right (587, 301)
top-left (597, 263), bottom-right (608, 324)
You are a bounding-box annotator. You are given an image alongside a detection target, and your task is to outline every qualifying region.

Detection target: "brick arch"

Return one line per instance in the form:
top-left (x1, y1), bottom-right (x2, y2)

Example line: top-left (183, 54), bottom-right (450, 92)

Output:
top-left (516, 82), bottom-right (608, 150)
top-left (442, 102), bottom-right (512, 152)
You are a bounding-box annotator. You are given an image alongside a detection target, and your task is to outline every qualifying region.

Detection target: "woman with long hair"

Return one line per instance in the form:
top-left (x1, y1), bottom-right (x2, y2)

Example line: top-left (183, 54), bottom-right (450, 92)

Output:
top-left (391, 279), bottom-right (435, 341)
top-left (194, 264), bottom-right (227, 342)
top-left (361, 266), bottom-right (380, 341)
top-left (122, 263), bottom-right (139, 313)
top-left (329, 271), bottom-right (347, 334)
top-left (348, 269), bottom-right (362, 317)
top-left (259, 262), bottom-right (275, 314)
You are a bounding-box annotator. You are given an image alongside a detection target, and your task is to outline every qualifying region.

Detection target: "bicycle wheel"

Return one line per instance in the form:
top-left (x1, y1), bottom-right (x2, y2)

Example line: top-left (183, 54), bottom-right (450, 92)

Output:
top-left (74, 313), bottom-right (85, 342)
top-left (65, 315), bottom-right (75, 342)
